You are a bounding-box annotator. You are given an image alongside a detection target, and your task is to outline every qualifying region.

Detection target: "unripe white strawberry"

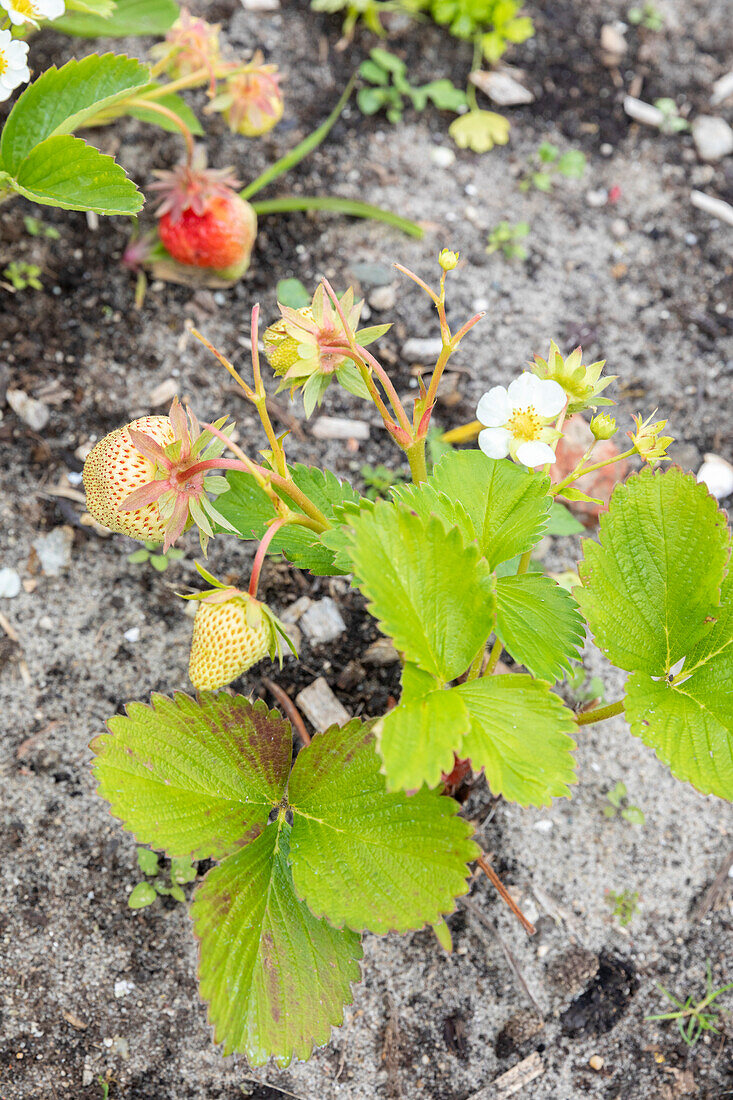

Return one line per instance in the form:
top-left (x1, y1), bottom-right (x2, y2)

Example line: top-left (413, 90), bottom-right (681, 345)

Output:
top-left (83, 416), bottom-right (175, 541)
top-left (189, 596), bottom-right (272, 691)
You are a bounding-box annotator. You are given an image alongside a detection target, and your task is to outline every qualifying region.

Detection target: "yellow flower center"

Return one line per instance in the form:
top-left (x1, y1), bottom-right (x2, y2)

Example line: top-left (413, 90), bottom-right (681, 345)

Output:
top-left (12, 0), bottom-right (41, 16)
top-left (0, 52), bottom-right (6, 76)
top-left (508, 405), bottom-right (542, 442)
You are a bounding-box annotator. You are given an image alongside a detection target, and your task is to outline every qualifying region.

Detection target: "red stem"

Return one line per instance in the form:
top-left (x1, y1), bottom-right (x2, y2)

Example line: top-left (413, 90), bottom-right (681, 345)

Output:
top-left (477, 855), bottom-right (536, 936)
top-left (249, 518), bottom-right (288, 597)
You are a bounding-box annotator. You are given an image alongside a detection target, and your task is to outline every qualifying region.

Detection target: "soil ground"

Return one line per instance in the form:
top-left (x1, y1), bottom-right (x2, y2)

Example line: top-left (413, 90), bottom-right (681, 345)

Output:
top-left (1, 1), bottom-right (732, 1098)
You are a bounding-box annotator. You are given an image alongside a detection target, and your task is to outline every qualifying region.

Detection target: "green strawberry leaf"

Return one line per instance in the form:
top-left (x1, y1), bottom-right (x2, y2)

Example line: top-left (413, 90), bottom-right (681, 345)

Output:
top-left (495, 573), bottom-right (585, 683)
top-left (624, 563), bottom-right (733, 800)
top-left (11, 135), bottom-right (143, 215)
top-left (577, 468), bottom-right (730, 676)
top-left (546, 501), bottom-right (585, 536)
top-left (218, 465), bottom-right (365, 576)
top-left (288, 720), bottom-right (479, 932)
top-left (192, 820), bottom-right (362, 1065)
top-left (456, 675), bottom-right (577, 806)
top-left (54, 0), bottom-right (178, 36)
top-left (375, 679), bottom-right (470, 791)
top-left (348, 501), bottom-right (496, 681)
top-left (126, 91), bottom-right (203, 136)
top-left (1, 53), bottom-right (150, 174)
top-left (91, 693), bottom-right (292, 860)
top-left (416, 451), bottom-right (552, 570)
top-left (65, 0), bottom-right (116, 15)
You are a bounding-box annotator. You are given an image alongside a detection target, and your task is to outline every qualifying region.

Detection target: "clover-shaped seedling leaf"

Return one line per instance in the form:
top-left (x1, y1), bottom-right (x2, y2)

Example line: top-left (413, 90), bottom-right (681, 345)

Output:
top-left (449, 110), bottom-right (510, 153)
top-left (92, 693), bottom-right (478, 1065)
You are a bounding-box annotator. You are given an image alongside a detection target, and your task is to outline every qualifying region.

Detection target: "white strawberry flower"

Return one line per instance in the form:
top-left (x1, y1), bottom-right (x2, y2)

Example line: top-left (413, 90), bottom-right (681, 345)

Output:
top-left (477, 372), bottom-right (567, 467)
top-left (0, 29), bottom-right (29, 101)
top-left (0, 0), bottom-right (65, 27)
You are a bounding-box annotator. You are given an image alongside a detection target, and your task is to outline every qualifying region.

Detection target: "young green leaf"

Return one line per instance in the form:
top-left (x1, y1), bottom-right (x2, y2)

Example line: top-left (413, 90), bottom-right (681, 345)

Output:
top-left (577, 469), bottom-right (729, 676)
top-left (288, 719), bottom-right (479, 932)
top-left (11, 136), bottom-right (143, 215)
top-left (1, 54), bottom-right (150, 174)
top-left (348, 501), bottom-right (496, 681)
top-left (92, 693), bottom-right (292, 860)
top-left (546, 501), bottom-right (585, 536)
top-left (192, 821), bottom-right (362, 1066)
top-left (375, 679), bottom-right (471, 791)
top-left (54, 0), bottom-right (178, 36)
top-left (624, 563), bottom-right (733, 800)
top-left (128, 881), bottom-right (157, 909)
top-left (420, 450), bottom-right (552, 569)
top-left (276, 277), bottom-right (310, 309)
top-left (495, 573), bottom-right (585, 682)
top-left (456, 675), bottom-right (577, 806)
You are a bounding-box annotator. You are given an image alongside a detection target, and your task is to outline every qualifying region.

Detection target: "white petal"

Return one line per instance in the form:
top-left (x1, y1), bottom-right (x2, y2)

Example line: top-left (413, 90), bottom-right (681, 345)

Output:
top-left (533, 378), bottom-right (567, 418)
top-left (476, 386), bottom-right (512, 427)
top-left (0, 84), bottom-right (11, 102)
top-left (7, 40), bottom-right (30, 63)
top-left (516, 440), bottom-right (556, 467)
top-left (478, 427), bottom-right (511, 459)
top-left (506, 372), bottom-right (540, 408)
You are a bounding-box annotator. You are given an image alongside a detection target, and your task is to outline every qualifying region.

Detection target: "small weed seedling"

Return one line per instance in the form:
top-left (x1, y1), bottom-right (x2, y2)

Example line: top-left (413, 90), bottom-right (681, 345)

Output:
top-left (23, 215), bottom-right (60, 239)
top-left (128, 541), bottom-right (186, 573)
top-left (607, 889), bottom-right (640, 926)
top-left (486, 221), bottom-right (530, 261)
top-left (82, 250), bottom-right (733, 1068)
top-left (564, 661), bottom-right (605, 707)
top-left (628, 3), bottom-right (665, 31)
top-left (360, 463), bottom-right (409, 500)
top-left (2, 261), bottom-right (42, 290)
top-left (653, 98), bottom-right (690, 134)
top-left (520, 141), bottom-right (587, 192)
top-left (646, 962), bottom-right (733, 1045)
top-left (128, 847), bottom-right (197, 909)
top-left (603, 781), bottom-right (645, 825)
top-left (357, 48), bottom-right (467, 124)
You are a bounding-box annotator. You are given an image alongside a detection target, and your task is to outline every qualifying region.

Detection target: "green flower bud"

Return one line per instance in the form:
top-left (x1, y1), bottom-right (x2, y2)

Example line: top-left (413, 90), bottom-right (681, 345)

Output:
top-left (439, 248), bottom-right (459, 271)
top-left (590, 413), bottom-right (617, 440)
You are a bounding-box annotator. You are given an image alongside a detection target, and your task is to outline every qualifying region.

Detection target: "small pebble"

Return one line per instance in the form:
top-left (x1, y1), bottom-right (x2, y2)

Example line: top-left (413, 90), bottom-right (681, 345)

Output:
top-left (281, 596), bottom-right (312, 624)
top-left (363, 638), bottom-right (400, 665)
top-left (692, 116), bottom-right (733, 162)
top-left (589, 1055), bottom-right (604, 1072)
top-left (610, 219), bottom-right (628, 239)
top-left (469, 69), bottom-right (534, 106)
top-left (241, 0), bottom-right (280, 7)
top-left (430, 145), bottom-right (456, 169)
top-left (586, 189), bottom-right (608, 208)
top-left (148, 378), bottom-right (179, 407)
top-left (368, 285), bottom-right (396, 312)
top-left (533, 819), bottom-right (553, 833)
top-left (711, 70), bottom-right (733, 108)
top-left (600, 142), bottom-right (614, 156)
top-left (299, 598), bottom-right (346, 645)
top-left (295, 677), bottom-right (350, 731)
top-left (6, 389), bottom-right (50, 432)
top-left (123, 627), bottom-right (141, 643)
top-left (0, 567), bottom-right (22, 599)
top-left (311, 417), bottom-right (370, 442)
top-left (113, 980), bottom-right (135, 999)
top-left (38, 616), bottom-right (53, 631)
top-left (623, 96), bottom-right (665, 128)
top-left (697, 454), bottom-right (733, 499)
top-left (600, 23), bottom-right (627, 66)
top-left (403, 337), bottom-right (444, 364)
top-left (33, 527), bottom-right (74, 576)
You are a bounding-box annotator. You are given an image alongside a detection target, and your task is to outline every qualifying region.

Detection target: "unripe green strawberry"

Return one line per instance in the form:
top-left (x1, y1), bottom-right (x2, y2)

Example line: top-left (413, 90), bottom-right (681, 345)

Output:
top-left (83, 416), bottom-right (175, 541)
top-left (263, 308), bottom-right (312, 376)
top-left (189, 596), bottom-right (272, 691)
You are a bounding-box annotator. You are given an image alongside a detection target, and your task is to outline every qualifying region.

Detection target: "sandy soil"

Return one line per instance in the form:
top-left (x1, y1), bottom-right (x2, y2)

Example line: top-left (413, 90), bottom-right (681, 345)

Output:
top-left (1, 0), bottom-right (732, 1097)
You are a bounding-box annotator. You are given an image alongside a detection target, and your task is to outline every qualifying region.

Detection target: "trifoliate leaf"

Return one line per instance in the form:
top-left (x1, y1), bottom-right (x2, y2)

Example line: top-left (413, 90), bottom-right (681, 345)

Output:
top-left (495, 573), bottom-right (585, 683)
top-left (192, 821), bottom-right (362, 1065)
top-left (10, 135), bottom-right (143, 216)
top-left (449, 110), bottom-right (510, 153)
top-left (348, 501), bottom-right (496, 681)
top-left (417, 451), bottom-right (552, 569)
top-left (91, 693), bottom-right (292, 860)
top-left (577, 468), bottom-right (730, 676)
top-left (375, 678), bottom-right (471, 791)
top-left (288, 720), bottom-right (479, 932)
top-left (456, 675), bottom-right (577, 806)
top-left (624, 564), bottom-right (733, 800)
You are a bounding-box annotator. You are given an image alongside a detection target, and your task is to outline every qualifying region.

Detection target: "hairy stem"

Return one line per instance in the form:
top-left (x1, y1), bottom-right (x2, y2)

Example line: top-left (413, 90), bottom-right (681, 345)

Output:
top-left (576, 699), bottom-right (625, 725)
top-left (477, 854), bottom-right (536, 936)
top-left (249, 518), bottom-right (288, 597)
top-left (124, 98), bottom-right (194, 161)
top-left (552, 447), bottom-right (636, 496)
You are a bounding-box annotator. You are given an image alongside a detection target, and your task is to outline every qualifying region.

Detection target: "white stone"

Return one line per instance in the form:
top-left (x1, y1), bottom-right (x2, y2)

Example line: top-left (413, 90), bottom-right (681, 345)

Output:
top-left (430, 145), bottom-right (455, 169)
top-left (148, 378), bottom-right (179, 406)
top-left (533, 819), bottom-right (554, 833)
top-left (123, 627), bottom-right (141, 643)
top-left (469, 69), bottom-right (534, 106)
top-left (363, 638), bottom-right (400, 665)
top-left (368, 285), bottom-right (396, 311)
top-left (692, 116), bottom-right (733, 162)
top-left (697, 454), bottom-right (733, 499)
top-left (402, 337), bottom-right (444, 364)
top-left (0, 567), bottom-right (21, 598)
top-left (295, 677), bottom-right (350, 730)
top-left (623, 96), bottom-right (665, 128)
top-left (711, 71), bottom-right (733, 107)
top-left (6, 389), bottom-right (50, 432)
top-left (113, 979), bottom-right (135, 999)
top-left (280, 596), bottom-right (312, 623)
top-left (600, 24), bottom-right (627, 66)
top-left (311, 416), bottom-right (370, 441)
top-left (241, 0), bottom-right (280, 8)
top-left (690, 189), bottom-right (733, 227)
top-left (299, 598), bottom-right (346, 645)
top-left (32, 527), bottom-right (73, 576)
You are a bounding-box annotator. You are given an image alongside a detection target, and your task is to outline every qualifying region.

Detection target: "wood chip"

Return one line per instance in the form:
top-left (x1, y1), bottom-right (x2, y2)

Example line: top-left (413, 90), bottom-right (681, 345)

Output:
top-left (467, 1052), bottom-right (544, 1099)
top-left (62, 1010), bottom-right (88, 1030)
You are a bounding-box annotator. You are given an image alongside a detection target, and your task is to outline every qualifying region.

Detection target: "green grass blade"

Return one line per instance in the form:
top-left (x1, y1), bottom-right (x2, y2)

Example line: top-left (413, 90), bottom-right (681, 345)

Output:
top-left (242, 77), bottom-right (355, 200)
top-left (251, 195), bottom-right (423, 238)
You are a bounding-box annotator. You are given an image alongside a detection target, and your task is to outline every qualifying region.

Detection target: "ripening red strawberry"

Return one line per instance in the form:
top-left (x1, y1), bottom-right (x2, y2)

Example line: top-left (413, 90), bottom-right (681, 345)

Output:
top-left (151, 156), bottom-right (257, 279)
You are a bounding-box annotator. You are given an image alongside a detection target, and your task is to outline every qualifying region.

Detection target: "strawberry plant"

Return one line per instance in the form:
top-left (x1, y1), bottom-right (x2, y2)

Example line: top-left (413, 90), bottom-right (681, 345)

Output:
top-left (84, 250), bottom-right (733, 1068)
top-left (0, 2), bottom-right (419, 281)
